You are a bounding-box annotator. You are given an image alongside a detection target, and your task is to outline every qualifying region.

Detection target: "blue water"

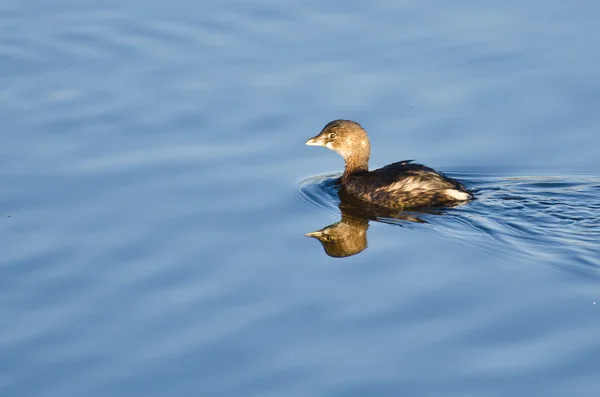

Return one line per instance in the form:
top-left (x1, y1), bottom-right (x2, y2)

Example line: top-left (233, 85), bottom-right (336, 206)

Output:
top-left (1, 1), bottom-right (599, 396)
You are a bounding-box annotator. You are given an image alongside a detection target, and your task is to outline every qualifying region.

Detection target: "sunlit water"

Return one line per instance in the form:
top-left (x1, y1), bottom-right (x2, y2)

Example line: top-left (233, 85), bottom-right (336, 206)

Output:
top-left (1, 1), bottom-right (600, 396)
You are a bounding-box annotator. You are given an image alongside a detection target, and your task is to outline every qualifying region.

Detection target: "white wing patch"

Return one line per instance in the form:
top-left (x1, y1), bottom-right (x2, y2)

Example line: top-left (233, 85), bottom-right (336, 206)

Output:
top-left (443, 189), bottom-right (471, 201)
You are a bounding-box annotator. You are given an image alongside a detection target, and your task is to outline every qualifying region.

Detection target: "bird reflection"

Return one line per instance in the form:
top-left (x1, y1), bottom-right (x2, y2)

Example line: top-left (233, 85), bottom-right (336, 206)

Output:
top-left (305, 186), bottom-right (440, 258)
top-left (305, 212), bottom-right (370, 258)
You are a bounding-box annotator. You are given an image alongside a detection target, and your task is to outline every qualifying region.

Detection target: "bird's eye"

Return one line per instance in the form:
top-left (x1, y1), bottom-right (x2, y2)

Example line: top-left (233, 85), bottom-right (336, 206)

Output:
top-left (329, 133), bottom-right (336, 139)
top-left (324, 235), bottom-right (334, 242)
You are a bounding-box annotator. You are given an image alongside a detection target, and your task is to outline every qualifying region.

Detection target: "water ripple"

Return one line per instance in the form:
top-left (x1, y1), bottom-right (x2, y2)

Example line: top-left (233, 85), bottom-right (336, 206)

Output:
top-left (298, 172), bottom-right (600, 272)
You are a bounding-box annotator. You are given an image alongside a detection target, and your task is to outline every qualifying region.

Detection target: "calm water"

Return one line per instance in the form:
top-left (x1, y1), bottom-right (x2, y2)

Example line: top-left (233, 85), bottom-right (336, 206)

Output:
top-left (1, 1), bottom-right (599, 396)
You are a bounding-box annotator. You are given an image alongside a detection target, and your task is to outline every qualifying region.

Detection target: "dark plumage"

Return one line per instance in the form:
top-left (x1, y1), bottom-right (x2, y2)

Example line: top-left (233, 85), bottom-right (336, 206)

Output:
top-left (305, 120), bottom-right (474, 209)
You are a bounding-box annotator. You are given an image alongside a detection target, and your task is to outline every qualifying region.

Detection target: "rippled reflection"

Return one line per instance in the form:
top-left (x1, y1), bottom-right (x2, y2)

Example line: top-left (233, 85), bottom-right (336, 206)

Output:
top-left (301, 173), bottom-right (600, 264)
top-left (305, 187), bottom-right (438, 258)
top-left (305, 212), bottom-right (369, 258)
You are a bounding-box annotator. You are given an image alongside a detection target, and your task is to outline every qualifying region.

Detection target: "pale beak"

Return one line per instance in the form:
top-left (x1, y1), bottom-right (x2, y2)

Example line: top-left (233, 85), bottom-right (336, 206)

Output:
top-left (305, 136), bottom-right (325, 146)
top-left (304, 231), bottom-right (322, 238)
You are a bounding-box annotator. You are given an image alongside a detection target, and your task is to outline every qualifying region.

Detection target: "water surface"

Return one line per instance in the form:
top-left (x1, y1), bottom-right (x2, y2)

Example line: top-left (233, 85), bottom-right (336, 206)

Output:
top-left (1, 1), bottom-right (599, 396)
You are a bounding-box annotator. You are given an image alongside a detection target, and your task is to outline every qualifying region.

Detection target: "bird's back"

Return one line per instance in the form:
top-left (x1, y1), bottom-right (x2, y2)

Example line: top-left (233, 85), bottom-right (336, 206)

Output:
top-left (343, 160), bottom-right (473, 209)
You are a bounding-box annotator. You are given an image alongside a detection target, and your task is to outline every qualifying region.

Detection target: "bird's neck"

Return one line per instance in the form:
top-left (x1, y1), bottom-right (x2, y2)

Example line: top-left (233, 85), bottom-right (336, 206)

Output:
top-left (342, 154), bottom-right (369, 183)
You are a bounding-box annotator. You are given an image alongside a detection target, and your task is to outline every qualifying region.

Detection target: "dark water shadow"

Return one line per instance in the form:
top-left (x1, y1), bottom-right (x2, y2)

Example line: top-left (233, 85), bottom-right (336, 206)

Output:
top-left (298, 172), bottom-right (600, 275)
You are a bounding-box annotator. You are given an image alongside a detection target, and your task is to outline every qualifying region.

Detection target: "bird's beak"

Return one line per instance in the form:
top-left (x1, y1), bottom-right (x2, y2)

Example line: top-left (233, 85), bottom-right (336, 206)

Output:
top-left (305, 135), bottom-right (325, 146)
top-left (304, 231), bottom-right (322, 238)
